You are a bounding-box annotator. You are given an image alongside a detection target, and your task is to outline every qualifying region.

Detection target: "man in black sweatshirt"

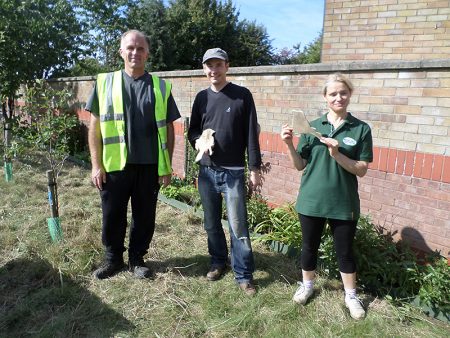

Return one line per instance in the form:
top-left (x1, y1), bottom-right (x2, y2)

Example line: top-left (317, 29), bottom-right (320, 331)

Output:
top-left (188, 48), bottom-right (262, 296)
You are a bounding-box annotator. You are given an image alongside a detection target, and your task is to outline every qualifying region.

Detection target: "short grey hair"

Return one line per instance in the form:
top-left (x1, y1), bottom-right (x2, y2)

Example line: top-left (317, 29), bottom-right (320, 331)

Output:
top-left (120, 30), bottom-right (150, 51)
top-left (322, 73), bottom-right (354, 96)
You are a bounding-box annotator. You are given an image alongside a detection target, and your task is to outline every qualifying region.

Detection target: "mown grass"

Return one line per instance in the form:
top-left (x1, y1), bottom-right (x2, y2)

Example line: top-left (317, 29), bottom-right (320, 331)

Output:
top-left (1, 156), bottom-right (449, 337)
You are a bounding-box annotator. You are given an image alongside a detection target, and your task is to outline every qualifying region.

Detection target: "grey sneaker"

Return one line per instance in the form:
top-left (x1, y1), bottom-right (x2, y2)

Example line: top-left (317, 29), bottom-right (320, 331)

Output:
top-left (292, 282), bottom-right (314, 305)
top-left (345, 295), bottom-right (365, 320)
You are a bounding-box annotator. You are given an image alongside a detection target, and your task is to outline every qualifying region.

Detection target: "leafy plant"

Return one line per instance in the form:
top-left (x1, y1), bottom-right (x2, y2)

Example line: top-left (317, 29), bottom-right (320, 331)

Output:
top-left (353, 217), bottom-right (422, 299)
top-left (247, 194), bottom-right (271, 230)
top-left (317, 224), bottom-right (339, 278)
top-left (18, 79), bottom-right (80, 178)
top-left (253, 203), bottom-right (301, 248)
top-left (418, 255), bottom-right (450, 311)
top-left (160, 176), bottom-right (201, 208)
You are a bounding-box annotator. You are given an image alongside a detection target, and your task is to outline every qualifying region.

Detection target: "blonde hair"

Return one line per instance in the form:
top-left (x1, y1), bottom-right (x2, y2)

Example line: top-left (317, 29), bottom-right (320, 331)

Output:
top-left (322, 73), bottom-right (354, 96)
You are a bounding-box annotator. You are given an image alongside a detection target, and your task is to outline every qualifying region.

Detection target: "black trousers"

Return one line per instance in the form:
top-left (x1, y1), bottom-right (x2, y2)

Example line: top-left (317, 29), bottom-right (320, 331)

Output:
top-left (100, 164), bottom-right (160, 264)
top-left (299, 214), bottom-right (357, 274)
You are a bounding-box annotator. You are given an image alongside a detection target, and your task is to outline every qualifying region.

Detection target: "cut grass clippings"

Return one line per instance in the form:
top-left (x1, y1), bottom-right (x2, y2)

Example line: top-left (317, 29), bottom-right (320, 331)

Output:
top-left (0, 156), bottom-right (449, 337)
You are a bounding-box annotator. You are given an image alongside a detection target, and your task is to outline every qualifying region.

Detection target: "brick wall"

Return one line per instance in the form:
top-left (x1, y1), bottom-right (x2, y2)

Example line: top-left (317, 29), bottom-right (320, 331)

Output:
top-left (322, 0), bottom-right (450, 62)
top-left (61, 59), bottom-right (450, 256)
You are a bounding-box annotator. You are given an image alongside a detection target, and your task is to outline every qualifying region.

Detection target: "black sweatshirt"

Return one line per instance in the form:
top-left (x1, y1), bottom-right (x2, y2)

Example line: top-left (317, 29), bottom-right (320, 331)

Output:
top-left (187, 82), bottom-right (262, 171)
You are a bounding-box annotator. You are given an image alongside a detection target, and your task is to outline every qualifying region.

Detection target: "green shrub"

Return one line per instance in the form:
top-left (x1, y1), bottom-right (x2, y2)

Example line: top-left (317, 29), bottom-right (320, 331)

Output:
top-left (353, 217), bottom-right (422, 299)
top-left (253, 204), bottom-right (301, 248)
top-left (317, 224), bottom-right (339, 278)
top-left (247, 194), bottom-right (271, 230)
top-left (418, 255), bottom-right (450, 311)
top-left (160, 177), bottom-right (201, 207)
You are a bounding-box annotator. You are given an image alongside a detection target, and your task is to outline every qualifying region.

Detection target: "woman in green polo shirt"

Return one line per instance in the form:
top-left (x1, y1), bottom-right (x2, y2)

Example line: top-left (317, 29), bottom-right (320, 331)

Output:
top-left (281, 73), bottom-right (373, 320)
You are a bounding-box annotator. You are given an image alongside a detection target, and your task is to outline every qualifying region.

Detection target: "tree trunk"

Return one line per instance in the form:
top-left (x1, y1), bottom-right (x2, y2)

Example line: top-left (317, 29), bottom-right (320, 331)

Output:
top-left (46, 170), bottom-right (59, 218)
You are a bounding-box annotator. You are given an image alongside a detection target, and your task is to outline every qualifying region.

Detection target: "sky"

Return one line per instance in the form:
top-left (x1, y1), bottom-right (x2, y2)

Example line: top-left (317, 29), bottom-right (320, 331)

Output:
top-left (232, 0), bottom-right (325, 51)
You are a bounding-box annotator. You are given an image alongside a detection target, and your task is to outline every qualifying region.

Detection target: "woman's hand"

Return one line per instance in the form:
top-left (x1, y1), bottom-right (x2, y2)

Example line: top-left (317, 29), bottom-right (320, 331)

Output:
top-left (320, 137), bottom-right (340, 157)
top-left (280, 123), bottom-right (307, 171)
top-left (321, 137), bottom-right (369, 177)
top-left (281, 124), bottom-right (294, 145)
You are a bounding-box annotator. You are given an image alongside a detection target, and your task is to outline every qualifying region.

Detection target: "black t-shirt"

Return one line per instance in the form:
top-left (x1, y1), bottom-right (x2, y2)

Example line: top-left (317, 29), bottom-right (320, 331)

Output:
top-left (187, 82), bottom-right (261, 170)
top-left (85, 70), bottom-right (180, 164)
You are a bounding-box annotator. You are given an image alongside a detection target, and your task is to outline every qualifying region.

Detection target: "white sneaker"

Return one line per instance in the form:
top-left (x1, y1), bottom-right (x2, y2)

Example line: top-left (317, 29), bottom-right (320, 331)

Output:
top-left (345, 295), bottom-right (365, 320)
top-left (292, 282), bottom-right (314, 305)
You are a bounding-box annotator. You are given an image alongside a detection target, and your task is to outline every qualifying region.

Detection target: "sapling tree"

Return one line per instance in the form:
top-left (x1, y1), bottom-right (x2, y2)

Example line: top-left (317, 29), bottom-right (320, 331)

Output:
top-left (19, 79), bottom-right (80, 241)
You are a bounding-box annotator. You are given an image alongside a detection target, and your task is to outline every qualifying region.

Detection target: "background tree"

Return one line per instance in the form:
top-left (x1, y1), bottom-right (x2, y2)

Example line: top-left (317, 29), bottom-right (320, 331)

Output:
top-left (233, 19), bottom-right (273, 67)
top-left (60, 0), bottom-right (276, 74)
top-left (0, 0), bottom-right (83, 179)
top-left (165, 0), bottom-right (243, 69)
top-left (0, 0), bottom-right (83, 94)
top-left (273, 32), bottom-right (322, 65)
top-left (128, 0), bottom-right (174, 71)
top-left (72, 0), bottom-right (138, 72)
top-left (294, 33), bottom-right (322, 64)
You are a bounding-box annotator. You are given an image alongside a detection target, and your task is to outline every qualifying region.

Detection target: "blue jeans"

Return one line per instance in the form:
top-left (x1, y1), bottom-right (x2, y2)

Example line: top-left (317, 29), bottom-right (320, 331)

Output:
top-left (198, 166), bottom-right (254, 283)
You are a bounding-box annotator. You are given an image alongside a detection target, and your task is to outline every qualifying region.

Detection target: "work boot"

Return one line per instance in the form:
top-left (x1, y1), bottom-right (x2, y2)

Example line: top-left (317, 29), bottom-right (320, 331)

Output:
top-left (239, 281), bottom-right (257, 296)
top-left (93, 261), bottom-right (126, 279)
top-left (206, 265), bottom-right (227, 281)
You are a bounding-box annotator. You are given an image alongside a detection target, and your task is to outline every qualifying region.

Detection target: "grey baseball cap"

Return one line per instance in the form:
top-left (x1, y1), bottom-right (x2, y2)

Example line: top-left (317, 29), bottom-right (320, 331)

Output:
top-left (202, 48), bottom-right (229, 63)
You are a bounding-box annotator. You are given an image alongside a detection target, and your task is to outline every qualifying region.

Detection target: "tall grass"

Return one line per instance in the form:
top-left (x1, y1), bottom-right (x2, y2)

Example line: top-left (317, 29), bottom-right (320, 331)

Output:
top-left (0, 156), bottom-right (448, 337)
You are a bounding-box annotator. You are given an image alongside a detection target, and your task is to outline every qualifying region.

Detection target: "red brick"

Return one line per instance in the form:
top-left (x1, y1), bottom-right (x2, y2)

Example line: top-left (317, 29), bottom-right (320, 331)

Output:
top-left (421, 154), bottom-right (434, 180)
top-left (413, 153), bottom-right (424, 177)
top-left (405, 151), bottom-right (415, 176)
top-left (372, 190), bottom-right (395, 205)
top-left (443, 156), bottom-right (450, 184)
top-left (408, 194), bottom-right (438, 209)
top-left (370, 146), bottom-right (380, 170)
top-left (387, 149), bottom-right (397, 173)
top-left (379, 147), bottom-right (389, 171)
top-left (259, 132), bottom-right (269, 151)
top-left (431, 155), bottom-right (444, 182)
top-left (276, 136), bottom-right (284, 154)
top-left (386, 173), bottom-right (412, 184)
top-left (395, 150), bottom-right (406, 175)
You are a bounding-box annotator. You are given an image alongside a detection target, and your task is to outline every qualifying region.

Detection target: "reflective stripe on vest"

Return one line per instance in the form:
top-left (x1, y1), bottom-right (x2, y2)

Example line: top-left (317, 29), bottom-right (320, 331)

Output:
top-left (96, 71), bottom-right (172, 175)
top-left (152, 75), bottom-right (172, 176)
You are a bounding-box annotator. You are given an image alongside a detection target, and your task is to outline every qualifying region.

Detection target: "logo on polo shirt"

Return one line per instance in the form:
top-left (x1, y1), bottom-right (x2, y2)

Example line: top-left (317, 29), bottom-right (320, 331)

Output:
top-left (343, 137), bottom-right (357, 146)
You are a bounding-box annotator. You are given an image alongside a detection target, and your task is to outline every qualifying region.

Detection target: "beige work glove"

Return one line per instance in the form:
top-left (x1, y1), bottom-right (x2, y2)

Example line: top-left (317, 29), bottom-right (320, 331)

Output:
top-left (195, 129), bottom-right (215, 162)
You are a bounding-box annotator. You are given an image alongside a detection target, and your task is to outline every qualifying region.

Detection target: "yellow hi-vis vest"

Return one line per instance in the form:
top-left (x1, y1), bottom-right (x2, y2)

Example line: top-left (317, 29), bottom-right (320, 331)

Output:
top-left (96, 70), bottom-right (172, 175)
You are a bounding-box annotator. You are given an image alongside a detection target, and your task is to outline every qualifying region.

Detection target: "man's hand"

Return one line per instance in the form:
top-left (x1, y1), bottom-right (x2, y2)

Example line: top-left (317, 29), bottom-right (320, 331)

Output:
top-left (249, 170), bottom-right (261, 189)
top-left (91, 167), bottom-right (106, 190)
top-left (159, 174), bottom-right (172, 188)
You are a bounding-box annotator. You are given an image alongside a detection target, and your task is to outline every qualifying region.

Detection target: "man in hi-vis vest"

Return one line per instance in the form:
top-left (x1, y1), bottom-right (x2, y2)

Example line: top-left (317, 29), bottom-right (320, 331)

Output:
top-left (86, 30), bottom-right (180, 279)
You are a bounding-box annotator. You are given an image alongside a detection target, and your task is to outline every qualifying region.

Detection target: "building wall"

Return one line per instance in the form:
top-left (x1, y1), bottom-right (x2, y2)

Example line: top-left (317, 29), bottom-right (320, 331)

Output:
top-left (322, 0), bottom-right (450, 62)
top-left (63, 59), bottom-right (450, 256)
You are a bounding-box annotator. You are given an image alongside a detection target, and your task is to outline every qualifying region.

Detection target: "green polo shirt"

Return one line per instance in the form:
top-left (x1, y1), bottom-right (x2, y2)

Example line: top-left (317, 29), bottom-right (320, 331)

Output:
top-left (295, 113), bottom-right (373, 221)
